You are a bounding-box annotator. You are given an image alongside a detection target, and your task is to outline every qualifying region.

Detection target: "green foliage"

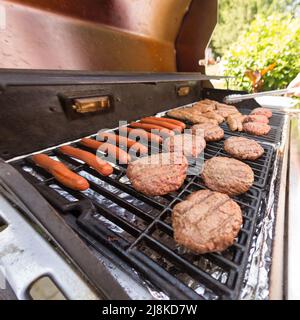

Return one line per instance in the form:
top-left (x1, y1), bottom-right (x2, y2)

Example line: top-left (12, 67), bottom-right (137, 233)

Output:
top-left (211, 0), bottom-right (299, 56)
top-left (222, 13), bottom-right (300, 91)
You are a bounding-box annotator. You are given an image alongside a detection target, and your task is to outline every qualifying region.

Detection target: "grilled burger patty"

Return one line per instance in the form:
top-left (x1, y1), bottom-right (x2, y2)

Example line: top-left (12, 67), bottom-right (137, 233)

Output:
top-left (164, 134), bottom-right (206, 158)
top-left (201, 157), bottom-right (254, 196)
top-left (243, 114), bottom-right (269, 124)
top-left (127, 152), bottom-right (188, 196)
top-left (243, 122), bottom-right (271, 136)
top-left (192, 123), bottom-right (224, 142)
top-left (172, 190), bottom-right (242, 254)
top-left (250, 107), bottom-right (272, 118)
top-left (224, 137), bottom-right (264, 160)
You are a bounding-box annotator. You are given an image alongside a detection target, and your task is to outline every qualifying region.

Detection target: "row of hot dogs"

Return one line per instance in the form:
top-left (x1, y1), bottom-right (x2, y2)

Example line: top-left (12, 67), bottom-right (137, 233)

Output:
top-left (31, 116), bottom-right (185, 191)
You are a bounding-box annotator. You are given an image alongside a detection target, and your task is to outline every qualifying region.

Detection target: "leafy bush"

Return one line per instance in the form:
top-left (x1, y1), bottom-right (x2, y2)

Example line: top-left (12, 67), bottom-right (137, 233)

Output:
top-left (222, 13), bottom-right (300, 92)
top-left (211, 0), bottom-right (299, 56)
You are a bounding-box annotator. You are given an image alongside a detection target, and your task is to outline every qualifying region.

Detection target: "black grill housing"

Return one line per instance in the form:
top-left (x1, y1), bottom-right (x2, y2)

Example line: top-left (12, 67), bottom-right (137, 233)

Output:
top-left (11, 105), bottom-right (281, 300)
top-left (0, 71), bottom-right (285, 300)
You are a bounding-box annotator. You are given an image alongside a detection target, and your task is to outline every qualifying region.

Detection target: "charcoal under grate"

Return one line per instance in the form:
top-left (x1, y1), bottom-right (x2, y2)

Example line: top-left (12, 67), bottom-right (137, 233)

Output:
top-left (10, 101), bottom-right (282, 300)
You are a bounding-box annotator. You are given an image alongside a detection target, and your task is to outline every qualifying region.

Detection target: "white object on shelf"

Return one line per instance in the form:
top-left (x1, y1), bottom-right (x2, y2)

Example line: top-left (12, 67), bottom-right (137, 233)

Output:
top-left (255, 96), bottom-right (299, 109)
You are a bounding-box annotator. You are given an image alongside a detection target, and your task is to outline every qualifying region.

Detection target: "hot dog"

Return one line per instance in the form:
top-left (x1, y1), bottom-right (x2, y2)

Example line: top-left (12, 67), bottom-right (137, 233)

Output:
top-left (98, 132), bottom-right (148, 154)
top-left (140, 117), bottom-right (183, 132)
top-left (129, 122), bottom-right (175, 137)
top-left (59, 145), bottom-right (113, 176)
top-left (156, 117), bottom-right (186, 130)
top-left (118, 127), bottom-right (162, 144)
top-left (32, 154), bottom-right (89, 191)
top-left (79, 138), bottom-right (131, 164)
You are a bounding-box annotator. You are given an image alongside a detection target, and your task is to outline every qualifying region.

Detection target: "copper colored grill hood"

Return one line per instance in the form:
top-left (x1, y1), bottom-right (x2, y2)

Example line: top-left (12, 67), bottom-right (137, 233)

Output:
top-left (0, 0), bottom-right (217, 72)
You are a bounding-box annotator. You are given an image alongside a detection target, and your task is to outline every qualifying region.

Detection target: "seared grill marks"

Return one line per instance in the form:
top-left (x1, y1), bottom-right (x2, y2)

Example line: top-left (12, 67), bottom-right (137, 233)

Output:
top-left (243, 122), bottom-right (271, 136)
top-left (201, 157), bottom-right (254, 196)
top-left (172, 190), bottom-right (242, 254)
top-left (13, 96), bottom-right (281, 300)
top-left (127, 153), bottom-right (188, 197)
top-left (191, 123), bottom-right (224, 142)
top-left (250, 107), bottom-right (273, 118)
top-left (224, 137), bottom-right (264, 161)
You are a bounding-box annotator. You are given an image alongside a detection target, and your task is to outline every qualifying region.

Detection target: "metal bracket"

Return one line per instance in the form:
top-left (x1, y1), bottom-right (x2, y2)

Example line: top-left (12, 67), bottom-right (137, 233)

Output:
top-left (0, 194), bottom-right (98, 300)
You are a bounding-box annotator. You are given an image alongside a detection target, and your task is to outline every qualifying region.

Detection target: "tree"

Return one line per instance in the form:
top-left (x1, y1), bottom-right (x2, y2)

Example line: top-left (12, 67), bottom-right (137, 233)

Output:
top-left (222, 13), bottom-right (300, 91)
top-left (211, 0), bottom-right (299, 56)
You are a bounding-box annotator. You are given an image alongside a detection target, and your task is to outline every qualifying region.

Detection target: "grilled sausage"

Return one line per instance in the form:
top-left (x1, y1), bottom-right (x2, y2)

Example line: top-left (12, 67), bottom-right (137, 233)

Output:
top-left (79, 138), bottom-right (131, 164)
top-left (129, 122), bottom-right (175, 137)
top-left (118, 127), bottom-right (162, 144)
top-left (98, 132), bottom-right (148, 154)
top-left (227, 114), bottom-right (246, 132)
top-left (32, 154), bottom-right (89, 191)
top-left (59, 145), bottom-right (113, 176)
top-left (140, 117), bottom-right (182, 132)
top-left (157, 117), bottom-right (186, 130)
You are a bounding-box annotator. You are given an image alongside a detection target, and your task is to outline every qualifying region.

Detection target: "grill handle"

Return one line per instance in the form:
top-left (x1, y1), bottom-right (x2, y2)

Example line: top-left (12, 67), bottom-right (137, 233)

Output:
top-left (223, 88), bottom-right (297, 104)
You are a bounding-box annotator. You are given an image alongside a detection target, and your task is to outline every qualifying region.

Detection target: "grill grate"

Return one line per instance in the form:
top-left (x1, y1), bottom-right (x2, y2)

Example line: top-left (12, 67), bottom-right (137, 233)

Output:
top-left (163, 103), bottom-right (284, 145)
top-left (11, 119), bottom-right (277, 300)
top-left (220, 109), bottom-right (285, 145)
top-left (205, 136), bottom-right (274, 189)
top-left (10, 94), bottom-right (285, 300)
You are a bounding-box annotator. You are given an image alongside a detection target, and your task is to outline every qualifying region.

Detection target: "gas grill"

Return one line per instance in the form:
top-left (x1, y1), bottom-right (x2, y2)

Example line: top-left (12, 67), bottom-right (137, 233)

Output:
top-left (0, 0), bottom-right (299, 300)
top-left (11, 123), bottom-right (275, 300)
top-left (0, 70), bottom-right (290, 300)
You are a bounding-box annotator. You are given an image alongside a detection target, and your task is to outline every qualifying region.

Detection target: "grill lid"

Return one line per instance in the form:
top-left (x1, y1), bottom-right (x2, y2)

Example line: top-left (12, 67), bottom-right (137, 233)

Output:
top-left (0, 0), bottom-right (217, 72)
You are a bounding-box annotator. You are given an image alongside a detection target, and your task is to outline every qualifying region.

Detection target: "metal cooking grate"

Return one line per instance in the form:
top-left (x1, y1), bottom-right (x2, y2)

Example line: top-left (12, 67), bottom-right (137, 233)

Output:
top-left (220, 109), bottom-right (285, 145)
top-left (205, 136), bottom-right (274, 189)
top-left (200, 89), bottom-right (286, 145)
top-left (11, 119), bottom-right (275, 299)
top-left (168, 103), bottom-right (285, 145)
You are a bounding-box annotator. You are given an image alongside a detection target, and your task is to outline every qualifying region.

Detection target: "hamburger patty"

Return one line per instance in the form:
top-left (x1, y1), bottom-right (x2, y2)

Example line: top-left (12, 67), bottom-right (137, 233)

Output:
top-left (243, 114), bottom-right (269, 124)
top-left (127, 152), bottom-right (188, 196)
top-left (172, 190), bottom-right (242, 254)
top-left (164, 134), bottom-right (206, 158)
top-left (192, 123), bottom-right (224, 142)
top-left (243, 122), bottom-right (271, 136)
top-left (250, 107), bottom-right (272, 118)
top-left (224, 137), bottom-right (264, 160)
top-left (201, 157), bottom-right (254, 196)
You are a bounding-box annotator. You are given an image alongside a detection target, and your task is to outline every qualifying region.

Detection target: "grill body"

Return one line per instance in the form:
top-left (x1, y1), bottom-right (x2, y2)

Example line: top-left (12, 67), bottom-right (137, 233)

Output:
top-left (0, 70), bottom-right (288, 300)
